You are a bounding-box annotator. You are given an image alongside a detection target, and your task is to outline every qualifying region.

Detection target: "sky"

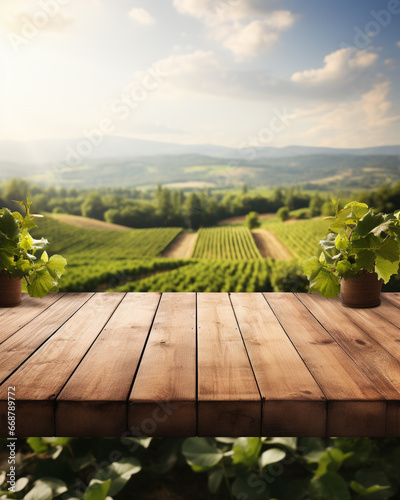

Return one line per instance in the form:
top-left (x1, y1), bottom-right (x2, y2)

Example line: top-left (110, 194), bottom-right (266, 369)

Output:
top-left (1, 0), bottom-right (400, 149)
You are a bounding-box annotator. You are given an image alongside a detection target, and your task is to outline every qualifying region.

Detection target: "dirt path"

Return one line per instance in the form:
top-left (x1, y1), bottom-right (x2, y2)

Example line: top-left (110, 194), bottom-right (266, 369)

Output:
top-left (251, 229), bottom-right (293, 260)
top-left (163, 232), bottom-right (197, 259)
top-left (50, 213), bottom-right (131, 231)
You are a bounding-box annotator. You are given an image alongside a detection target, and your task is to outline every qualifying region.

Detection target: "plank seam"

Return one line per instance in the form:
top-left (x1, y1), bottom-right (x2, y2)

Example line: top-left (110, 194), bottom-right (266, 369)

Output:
top-left (125, 292), bottom-right (163, 435)
top-left (53, 293), bottom-right (127, 435)
top-left (262, 293), bottom-right (329, 436)
top-left (0, 293), bottom-right (67, 346)
top-left (294, 293), bottom-right (389, 436)
top-left (229, 293), bottom-right (263, 437)
top-left (0, 293), bottom-right (95, 388)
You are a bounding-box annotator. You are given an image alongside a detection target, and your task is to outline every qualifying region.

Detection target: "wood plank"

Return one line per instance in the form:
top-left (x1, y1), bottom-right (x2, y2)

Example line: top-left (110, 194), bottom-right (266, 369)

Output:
top-left (197, 293), bottom-right (261, 436)
top-left (231, 293), bottom-right (326, 436)
top-left (381, 292), bottom-right (400, 309)
top-left (129, 293), bottom-right (196, 436)
top-left (0, 293), bottom-right (123, 436)
top-left (0, 293), bottom-right (93, 385)
top-left (0, 293), bottom-right (63, 343)
top-left (298, 293), bottom-right (400, 435)
top-left (56, 293), bottom-right (160, 436)
top-left (266, 293), bottom-right (386, 436)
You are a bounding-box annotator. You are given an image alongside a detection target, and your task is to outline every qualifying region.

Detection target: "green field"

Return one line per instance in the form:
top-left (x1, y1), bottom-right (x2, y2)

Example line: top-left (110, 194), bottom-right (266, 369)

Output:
top-left (192, 226), bottom-right (262, 259)
top-left (32, 216), bottom-right (182, 259)
top-left (265, 218), bottom-right (330, 258)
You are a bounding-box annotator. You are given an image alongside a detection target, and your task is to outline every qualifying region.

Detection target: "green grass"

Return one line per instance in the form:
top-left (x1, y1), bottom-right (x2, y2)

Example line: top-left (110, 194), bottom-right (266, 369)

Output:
top-left (192, 226), bottom-right (262, 259)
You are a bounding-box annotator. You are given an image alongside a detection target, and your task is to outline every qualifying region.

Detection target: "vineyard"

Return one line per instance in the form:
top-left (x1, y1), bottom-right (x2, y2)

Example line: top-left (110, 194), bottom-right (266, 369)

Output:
top-left (266, 218), bottom-right (330, 258)
top-left (192, 226), bottom-right (262, 259)
top-left (31, 216), bottom-right (182, 259)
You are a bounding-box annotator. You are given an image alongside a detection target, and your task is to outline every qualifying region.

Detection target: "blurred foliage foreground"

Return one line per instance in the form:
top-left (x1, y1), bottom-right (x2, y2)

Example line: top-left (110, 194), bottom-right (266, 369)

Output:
top-left (1, 437), bottom-right (400, 499)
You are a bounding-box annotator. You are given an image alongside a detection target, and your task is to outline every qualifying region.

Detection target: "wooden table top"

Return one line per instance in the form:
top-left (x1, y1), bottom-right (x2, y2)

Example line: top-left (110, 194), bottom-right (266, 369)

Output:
top-left (1, 292), bottom-right (400, 437)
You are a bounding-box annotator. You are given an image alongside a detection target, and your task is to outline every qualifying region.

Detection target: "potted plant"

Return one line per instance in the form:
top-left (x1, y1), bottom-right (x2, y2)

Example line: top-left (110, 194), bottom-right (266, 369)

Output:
top-left (302, 201), bottom-right (400, 307)
top-left (0, 199), bottom-right (67, 307)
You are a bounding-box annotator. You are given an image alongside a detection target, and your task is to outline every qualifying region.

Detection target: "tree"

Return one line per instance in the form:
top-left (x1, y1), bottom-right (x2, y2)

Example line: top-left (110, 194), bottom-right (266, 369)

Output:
top-left (81, 193), bottom-right (104, 220)
top-left (245, 211), bottom-right (260, 229)
top-left (277, 206), bottom-right (290, 221)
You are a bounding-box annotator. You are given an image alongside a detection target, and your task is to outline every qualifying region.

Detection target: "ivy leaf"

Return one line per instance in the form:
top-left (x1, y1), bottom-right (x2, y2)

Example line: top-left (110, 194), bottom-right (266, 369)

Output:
top-left (335, 234), bottom-right (349, 251)
top-left (344, 201), bottom-right (369, 220)
top-left (36, 478), bottom-right (67, 497)
top-left (182, 438), bottom-right (223, 470)
top-left (309, 472), bottom-right (351, 500)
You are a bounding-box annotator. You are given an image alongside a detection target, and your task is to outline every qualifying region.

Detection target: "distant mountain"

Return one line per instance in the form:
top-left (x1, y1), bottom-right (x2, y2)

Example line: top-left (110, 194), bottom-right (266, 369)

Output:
top-left (0, 136), bottom-right (399, 164)
top-left (0, 137), bottom-right (399, 191)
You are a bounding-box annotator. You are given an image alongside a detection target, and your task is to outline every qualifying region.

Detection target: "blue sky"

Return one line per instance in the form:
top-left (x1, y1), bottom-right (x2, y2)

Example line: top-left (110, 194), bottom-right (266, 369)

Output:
top-left (1, 0), bottom-right (400, 148)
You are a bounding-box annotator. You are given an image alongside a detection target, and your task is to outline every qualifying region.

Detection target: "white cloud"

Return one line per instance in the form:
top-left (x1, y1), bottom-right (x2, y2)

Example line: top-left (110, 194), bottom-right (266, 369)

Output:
top-left (128, 7), bottom-right (155, 26)
top-left (173, 0), bottom-right (297, 58)
top-left (397, 41), bottom-right (400, 47)
top-left (291, 82), bottom-right (400, 148)
top-left (291, 48), bottom-right (378, 85)
top-left (384, 58), bottom-right (399, 70)
top-left (0, 0), bottom-right (73, 34)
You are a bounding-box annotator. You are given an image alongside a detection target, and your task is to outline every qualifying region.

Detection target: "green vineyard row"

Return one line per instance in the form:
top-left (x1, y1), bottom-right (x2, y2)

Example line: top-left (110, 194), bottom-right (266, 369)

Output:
top-left (192, 226), bottom-right (262, 259)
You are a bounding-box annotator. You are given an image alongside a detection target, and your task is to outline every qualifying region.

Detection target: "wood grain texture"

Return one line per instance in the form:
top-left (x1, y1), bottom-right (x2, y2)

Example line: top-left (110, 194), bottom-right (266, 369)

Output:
top-left (0, 293), bottom-right (93, 384)
top-left (129, 293), bottom-right (196, 436)
top-left (0, 293), bottom-right (123, 436)
top-left (2, 292), bottom-right (400, 437)
top-left (298, 293), bottom-right (400, 435)
top-left (268, 293), bottom-right (386, 436)
top-left (197, 293), bottom-right (261, 436)
top-left (0, 293), bottom-right (62, 344)
top-left (231, 293), bottom-right (326, 436)
top-left (56, 293), bottom-right (160, 436)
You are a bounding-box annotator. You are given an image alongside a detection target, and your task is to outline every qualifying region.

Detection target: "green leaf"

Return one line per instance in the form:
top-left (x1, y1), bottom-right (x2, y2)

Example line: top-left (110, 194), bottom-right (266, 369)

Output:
top-left (182, 438), bottom-right (223, 470)
top-left (336, 260), bottom-right (352, 276)
top-left (376, 238), bottom-right (399, 263)
top-left (233, 438), bottom-right (262, 468)
top-left (36, 478), bottom-right (67, 497)
top-left (27, 437), bottom-right (48, 454)
top-left (309, 268), bottom-right (341, 298)
top-left (375, 256), bottom-right (400, 283)
top-left (95, 457), bottom-right (141, 497)
top-left (335, 234), bottom-right (349, 250)
top-left (0, 209), bottom-right (20, 241)
top-left (208, 469), bottom-right (223, 494)
top-left (259, 448), bottom-right (286, 469)
top-left (27, 268), bottom-right (58, 298)
top-left (356, 211), bottom-right (385, 237)
top-left (15, 477), bottom-right (29, 493)
top-left (350, 481), bottom-right (390, 496)
top-left (309, 472), bottom-right (351, 500)
top-left (267, 437), bottom-right (297, 450)
top-left (24, 481), bottom-right (53, 500)
top-left (16, 258), bottom-right (32, 275)
top-left (47, 254), bottom-right (67, 279)
top-left (356, 250), bottom-right (376, 272)
top-left (84, 479), bottom-right (111, 500)
top-left (231, 473), bottom-right (268, 500)
top-left (344, 201), bottom-right (369, 220)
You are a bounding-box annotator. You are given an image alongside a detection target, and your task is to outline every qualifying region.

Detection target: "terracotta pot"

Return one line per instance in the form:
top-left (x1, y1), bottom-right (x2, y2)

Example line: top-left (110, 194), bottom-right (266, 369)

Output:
top-left (340, 271), bottom-right (383, 308)
top-left (0, 270), bottom-right (23, 307)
